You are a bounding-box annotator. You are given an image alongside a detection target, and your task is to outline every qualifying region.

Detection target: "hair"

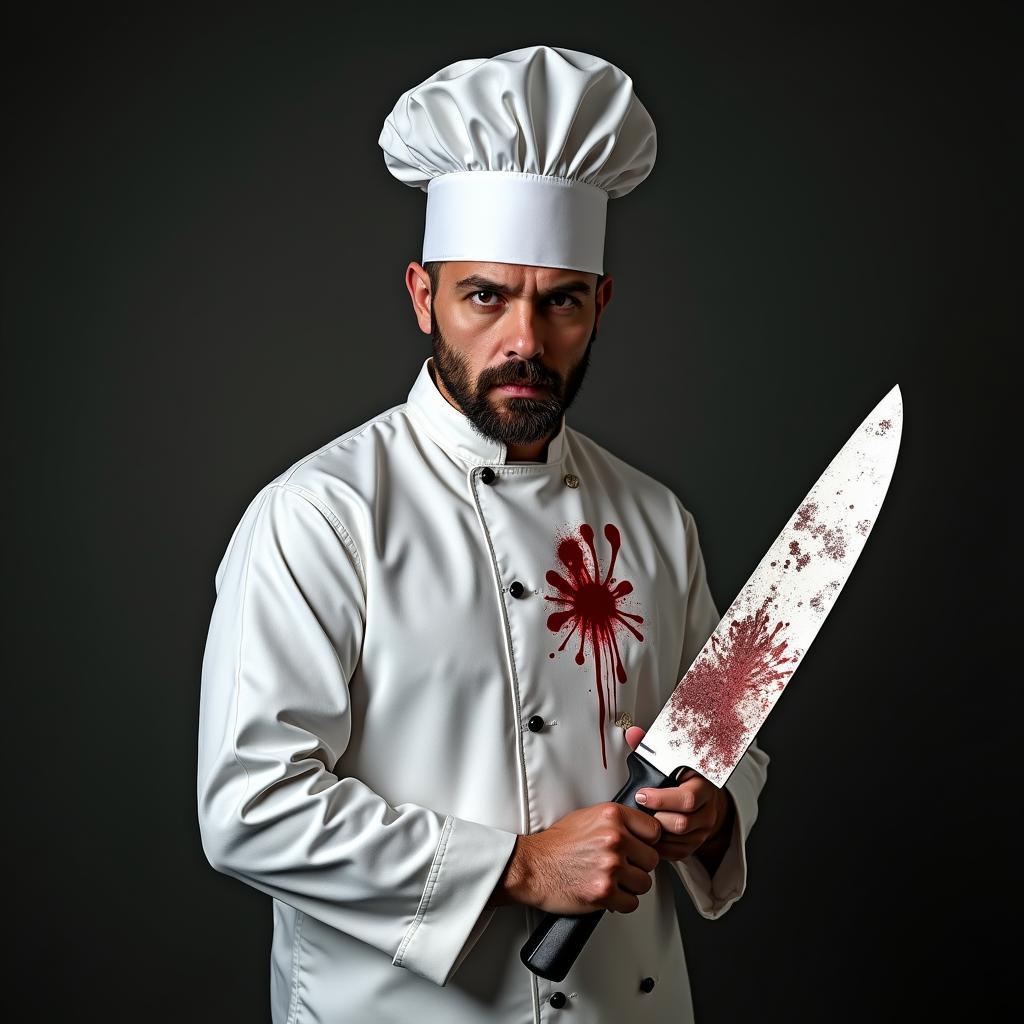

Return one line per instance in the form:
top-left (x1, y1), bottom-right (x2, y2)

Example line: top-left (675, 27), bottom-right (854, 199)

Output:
top-left (424, 260), bottom-right (605, 298)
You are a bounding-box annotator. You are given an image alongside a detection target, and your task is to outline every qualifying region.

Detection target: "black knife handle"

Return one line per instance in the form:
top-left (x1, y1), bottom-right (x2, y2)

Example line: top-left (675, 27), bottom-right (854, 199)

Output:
top-left (519, 750), bottom-right (684, 981)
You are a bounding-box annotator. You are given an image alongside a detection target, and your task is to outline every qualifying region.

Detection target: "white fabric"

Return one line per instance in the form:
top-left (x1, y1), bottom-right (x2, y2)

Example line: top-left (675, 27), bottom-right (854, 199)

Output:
top-left (378, 44), bottom-right (657, 273)
top-left (423, 170), bottom-right (608, 274)
top-left (197, 356), bottom-right (770, 1024)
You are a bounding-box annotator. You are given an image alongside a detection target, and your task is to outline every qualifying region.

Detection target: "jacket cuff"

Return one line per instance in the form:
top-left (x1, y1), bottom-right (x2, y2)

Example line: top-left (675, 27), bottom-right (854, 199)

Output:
top-left (671, 750), bottom-right (764, 919)
top-left (393, 815), bottom-right (518, 986)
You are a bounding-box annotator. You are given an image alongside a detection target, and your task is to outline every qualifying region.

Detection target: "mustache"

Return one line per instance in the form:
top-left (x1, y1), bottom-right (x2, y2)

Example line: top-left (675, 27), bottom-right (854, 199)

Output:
top-left (481, 361), bottom-right (559, 390)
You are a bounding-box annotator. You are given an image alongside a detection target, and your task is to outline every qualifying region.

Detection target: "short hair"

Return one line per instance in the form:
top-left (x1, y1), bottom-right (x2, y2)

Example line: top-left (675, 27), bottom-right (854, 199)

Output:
top-left (424, 260), bottom-right (605, 297)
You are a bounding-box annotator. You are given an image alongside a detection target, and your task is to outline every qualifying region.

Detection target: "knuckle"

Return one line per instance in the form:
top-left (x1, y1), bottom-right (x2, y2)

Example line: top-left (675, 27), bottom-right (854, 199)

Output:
top-left (599, 804), bottom-right (621, 823)
top-left (599, 830), bottom-right (622, 850)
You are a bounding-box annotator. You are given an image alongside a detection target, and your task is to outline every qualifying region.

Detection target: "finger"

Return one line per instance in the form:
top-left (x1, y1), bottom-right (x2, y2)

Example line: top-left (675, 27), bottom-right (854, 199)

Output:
top-left (624, 725), bottom-right (647, 751)
top-left (620, 829), bottom-right (662, 872)
top-left (624, 836), bottom-right (661, 873)
top-left (619, 805), bottom-right (662, 844)
top-left (654, 837), bottom-right (703, 860)
top-left (635, 784), bottom-right (698, 814)
top-left (617, 863), bottom-right (656, 897)
top-left (607, 888), bottom-right (641, 914)
top-left (653, 810), bottom-right (691, 836)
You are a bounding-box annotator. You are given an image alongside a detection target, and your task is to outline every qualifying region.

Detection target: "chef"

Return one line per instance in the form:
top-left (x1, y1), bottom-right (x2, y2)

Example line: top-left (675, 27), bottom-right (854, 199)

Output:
top-left (197, 44), bottom-right (769, 1024)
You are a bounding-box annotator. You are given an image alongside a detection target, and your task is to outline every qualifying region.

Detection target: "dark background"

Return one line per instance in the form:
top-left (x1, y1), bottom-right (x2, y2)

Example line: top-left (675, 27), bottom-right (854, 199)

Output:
top-left (4, 4), bottom-right (1014, 1021)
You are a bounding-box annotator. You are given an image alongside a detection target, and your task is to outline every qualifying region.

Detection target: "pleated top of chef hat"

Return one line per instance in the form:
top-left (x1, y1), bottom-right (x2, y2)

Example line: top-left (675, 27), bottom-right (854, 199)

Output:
top-left (378, 44), bottom-right (657, 275)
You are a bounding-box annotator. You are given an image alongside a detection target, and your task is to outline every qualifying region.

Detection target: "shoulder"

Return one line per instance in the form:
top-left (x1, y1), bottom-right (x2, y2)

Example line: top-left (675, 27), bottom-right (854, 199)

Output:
top-left (274, 402), bottom-right (410, 490)
top-left (231, 400), bottom-right (417, 542)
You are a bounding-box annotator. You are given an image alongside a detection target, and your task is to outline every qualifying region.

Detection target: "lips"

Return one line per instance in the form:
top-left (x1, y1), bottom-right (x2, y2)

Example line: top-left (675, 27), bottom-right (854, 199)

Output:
top-left (495, 383), bottom-right (547, 395)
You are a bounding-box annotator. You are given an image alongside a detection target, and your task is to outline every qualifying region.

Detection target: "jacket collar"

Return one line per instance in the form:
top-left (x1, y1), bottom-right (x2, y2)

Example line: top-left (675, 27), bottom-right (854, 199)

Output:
top-left (405, 356), bottom-right (566, 467)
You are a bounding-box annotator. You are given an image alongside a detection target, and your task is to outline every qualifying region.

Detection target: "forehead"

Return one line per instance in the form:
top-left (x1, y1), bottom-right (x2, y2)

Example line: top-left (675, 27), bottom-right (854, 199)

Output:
top-left (442, 261), bottom-right (595, 292)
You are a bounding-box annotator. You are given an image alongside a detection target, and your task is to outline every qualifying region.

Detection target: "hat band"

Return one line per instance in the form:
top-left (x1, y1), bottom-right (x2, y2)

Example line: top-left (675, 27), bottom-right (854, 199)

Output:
top-left (422, 171), bottom-right (608, 274)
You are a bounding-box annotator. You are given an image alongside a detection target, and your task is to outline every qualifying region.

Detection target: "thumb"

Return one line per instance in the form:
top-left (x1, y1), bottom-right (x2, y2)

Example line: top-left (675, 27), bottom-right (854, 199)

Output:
top-left (624, 726), bottom-right (647, 751)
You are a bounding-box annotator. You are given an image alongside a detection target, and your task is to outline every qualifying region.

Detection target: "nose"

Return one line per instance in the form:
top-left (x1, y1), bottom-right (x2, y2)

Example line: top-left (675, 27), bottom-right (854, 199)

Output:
top-left (504, 300), bottom-right (545, 360)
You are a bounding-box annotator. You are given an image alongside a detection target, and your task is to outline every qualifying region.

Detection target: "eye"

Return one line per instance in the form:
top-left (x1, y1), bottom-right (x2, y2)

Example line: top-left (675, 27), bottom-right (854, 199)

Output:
top-left (548, 293), bottom-right (581, 309)
top-left (471, 290), bottom-right (501, 306)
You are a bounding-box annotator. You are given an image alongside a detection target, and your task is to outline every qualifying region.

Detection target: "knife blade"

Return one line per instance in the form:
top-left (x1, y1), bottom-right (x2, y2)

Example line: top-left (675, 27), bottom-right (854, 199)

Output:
top-left (521, 384), bottom-right (903, 981)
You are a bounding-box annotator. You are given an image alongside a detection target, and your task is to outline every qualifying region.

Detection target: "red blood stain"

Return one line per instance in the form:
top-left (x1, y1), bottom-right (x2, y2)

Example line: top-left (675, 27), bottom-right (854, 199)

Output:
top-left (792, 500), bottom-right (847, 562)
top-left (820, 527), bottom-right (847, 561)
top-left (794, 502), bottom-right (818, 531)
top-left (810, 579), bottom-right (843, 613)
top-left (788, 540), bottom-right (811, 571)
top-left (877, 418), bottom-right (893, 435)
top-left (546, 523), bottom-right (644, 769)
top-left (668, 597), bottom-right (797, 775)
top-left (856, 519), bottom-right (872, 536)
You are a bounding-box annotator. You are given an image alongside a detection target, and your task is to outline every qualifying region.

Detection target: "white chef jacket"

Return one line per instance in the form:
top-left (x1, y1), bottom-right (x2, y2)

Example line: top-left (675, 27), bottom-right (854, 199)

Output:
top-left (197, 356), bottom-right (770, 1024)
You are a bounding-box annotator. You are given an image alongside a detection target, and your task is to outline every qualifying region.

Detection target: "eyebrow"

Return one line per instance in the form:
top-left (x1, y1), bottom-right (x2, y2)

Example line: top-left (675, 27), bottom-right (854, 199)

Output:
top-left (453, 274), bottom-right (592, 298)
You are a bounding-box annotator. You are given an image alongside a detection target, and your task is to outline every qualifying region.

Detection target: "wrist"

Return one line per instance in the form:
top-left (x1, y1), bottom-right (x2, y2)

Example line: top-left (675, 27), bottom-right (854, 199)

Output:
top-left (488, 834), bottom-right (535, 908)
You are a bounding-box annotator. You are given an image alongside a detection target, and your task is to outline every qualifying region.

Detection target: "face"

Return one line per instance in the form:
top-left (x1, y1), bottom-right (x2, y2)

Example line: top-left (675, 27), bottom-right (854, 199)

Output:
top-left (412, 261), bottom-right (612, 448)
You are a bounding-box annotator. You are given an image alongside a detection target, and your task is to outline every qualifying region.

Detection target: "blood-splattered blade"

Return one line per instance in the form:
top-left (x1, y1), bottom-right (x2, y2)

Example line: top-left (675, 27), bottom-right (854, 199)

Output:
top-left (639, 385), bottom-right (903, 788)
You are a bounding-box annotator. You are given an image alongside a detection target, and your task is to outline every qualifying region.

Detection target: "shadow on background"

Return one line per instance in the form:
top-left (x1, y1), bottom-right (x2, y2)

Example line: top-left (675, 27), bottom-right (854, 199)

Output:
top-left (4, 5), bottom-right (1013, 1021)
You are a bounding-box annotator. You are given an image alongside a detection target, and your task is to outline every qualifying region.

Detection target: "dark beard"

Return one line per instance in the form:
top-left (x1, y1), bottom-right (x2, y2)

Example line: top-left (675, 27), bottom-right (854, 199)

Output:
top-left (430, 309), bottom-right (595, 448)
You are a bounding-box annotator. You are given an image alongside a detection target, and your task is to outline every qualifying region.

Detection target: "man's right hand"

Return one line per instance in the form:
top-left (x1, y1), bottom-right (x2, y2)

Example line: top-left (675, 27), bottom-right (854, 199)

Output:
top-left (488, 803), bottom-right (662, 915)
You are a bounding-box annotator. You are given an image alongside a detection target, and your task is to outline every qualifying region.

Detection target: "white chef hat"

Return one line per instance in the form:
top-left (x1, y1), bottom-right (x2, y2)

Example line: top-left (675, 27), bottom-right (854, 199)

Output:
top-left (378, 44), bottom-right (657, 275)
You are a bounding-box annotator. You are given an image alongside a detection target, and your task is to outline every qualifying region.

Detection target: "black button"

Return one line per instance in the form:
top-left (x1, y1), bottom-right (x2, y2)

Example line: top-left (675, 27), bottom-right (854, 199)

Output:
top-left (640, 977), bottom-right (656, 993)
top-left (509, 581), bottom-right (525, 598)
top-left (480, 467), bottom-right (496, 484)
top-left (527, 715), bottom-right (545, 733)
top-left (549, 992), bottom-right (567, 1009)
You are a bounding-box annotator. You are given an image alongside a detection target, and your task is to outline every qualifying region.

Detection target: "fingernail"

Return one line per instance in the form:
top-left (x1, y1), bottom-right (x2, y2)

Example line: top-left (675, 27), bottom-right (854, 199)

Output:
top-left (635, 792), bottom-right (648, 805)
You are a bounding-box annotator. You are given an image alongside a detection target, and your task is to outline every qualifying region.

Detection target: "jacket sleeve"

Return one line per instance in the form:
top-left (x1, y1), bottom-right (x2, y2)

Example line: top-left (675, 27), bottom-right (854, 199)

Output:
top-left (666, 502), bottom-right (770, 919)
top-left (196, 482), bottom-right (517, 987)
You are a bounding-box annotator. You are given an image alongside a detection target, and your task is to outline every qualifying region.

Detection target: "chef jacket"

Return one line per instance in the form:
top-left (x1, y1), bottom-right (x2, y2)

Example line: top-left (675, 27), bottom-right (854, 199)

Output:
top-left (197, 355), bottom-right (770, 1024)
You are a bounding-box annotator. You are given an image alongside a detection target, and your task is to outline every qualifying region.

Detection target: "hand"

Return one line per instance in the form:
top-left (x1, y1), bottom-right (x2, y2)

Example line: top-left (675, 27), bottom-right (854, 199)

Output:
top-left (624, 726), bottom-right (735, 865)
top-left (490, 801), bottom-right (662, 915)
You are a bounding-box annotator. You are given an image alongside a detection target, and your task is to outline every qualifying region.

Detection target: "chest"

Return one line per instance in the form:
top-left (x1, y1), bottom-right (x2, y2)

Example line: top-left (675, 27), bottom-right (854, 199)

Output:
top-left (344, 452), bottom-right (687, 829)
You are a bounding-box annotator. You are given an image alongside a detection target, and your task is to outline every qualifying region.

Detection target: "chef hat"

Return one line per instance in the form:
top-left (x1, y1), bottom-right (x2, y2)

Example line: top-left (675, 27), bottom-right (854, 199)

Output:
top-left (378, 44), bottom-right (657, 275)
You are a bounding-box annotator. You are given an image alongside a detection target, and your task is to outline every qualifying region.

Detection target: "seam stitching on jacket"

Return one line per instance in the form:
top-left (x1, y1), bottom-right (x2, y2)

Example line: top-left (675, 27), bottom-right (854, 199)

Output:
top-left (286, 910), bottom-right (306, 1024)
top-left (281, 483), bottom-right (367, 593)
top-left (393, 815), bottom-right (454, 968)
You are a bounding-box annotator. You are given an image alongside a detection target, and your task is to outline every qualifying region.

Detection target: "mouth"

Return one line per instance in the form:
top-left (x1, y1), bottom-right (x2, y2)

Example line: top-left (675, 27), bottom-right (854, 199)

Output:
top-left (493, 383), bottom-right (548, 397)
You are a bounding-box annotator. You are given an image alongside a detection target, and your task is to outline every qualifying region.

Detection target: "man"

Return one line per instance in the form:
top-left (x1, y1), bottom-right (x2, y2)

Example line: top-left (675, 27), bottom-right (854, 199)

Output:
top-left (197, 45), bottom-right (769, 1024)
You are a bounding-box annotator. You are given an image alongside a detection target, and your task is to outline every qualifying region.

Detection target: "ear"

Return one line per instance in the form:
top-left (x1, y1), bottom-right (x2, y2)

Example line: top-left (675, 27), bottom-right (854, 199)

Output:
top-left (593, 273), bottom-right (613, 332)
top-left (405, 261), bottom-right (433, 335)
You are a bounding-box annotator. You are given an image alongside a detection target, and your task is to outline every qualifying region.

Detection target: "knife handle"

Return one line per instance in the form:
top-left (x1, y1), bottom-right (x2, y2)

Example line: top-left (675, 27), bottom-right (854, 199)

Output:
top-left (519, 750), bottom-right (682, 981)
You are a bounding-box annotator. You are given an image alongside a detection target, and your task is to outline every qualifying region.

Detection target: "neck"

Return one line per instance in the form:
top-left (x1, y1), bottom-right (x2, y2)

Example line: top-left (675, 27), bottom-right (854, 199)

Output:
top-left (505, 438), bottom-right (551, 462)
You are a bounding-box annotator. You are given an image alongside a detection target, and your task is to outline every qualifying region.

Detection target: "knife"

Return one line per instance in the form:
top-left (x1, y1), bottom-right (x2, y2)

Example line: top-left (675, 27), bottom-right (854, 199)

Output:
top-left (520, 384), bottom-right (904, 981)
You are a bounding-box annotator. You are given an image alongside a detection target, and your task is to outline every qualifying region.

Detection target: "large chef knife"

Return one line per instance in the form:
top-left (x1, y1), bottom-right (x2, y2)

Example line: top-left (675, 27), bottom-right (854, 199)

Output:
top-left (521, 384), bottom-right (903, 981)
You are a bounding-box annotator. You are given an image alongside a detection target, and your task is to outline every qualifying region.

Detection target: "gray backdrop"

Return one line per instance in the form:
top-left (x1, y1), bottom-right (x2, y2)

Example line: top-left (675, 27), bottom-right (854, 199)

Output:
top-left (5, 5), bottom-right (1013, 1021)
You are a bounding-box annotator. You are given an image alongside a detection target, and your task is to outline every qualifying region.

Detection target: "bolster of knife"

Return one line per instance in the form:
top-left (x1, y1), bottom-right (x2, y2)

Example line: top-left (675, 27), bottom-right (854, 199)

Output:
top-left (519, 750), bottom-right (681, 981)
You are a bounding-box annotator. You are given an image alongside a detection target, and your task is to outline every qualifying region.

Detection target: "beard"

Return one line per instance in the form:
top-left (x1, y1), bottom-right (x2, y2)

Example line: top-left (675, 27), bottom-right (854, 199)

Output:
top-left (430, 309), bottom-right (596, 448)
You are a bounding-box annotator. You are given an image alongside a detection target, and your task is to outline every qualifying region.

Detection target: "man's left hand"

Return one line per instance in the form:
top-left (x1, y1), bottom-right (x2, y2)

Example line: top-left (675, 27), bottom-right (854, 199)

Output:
top-left (624, 726), bottom-right (735, 865)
